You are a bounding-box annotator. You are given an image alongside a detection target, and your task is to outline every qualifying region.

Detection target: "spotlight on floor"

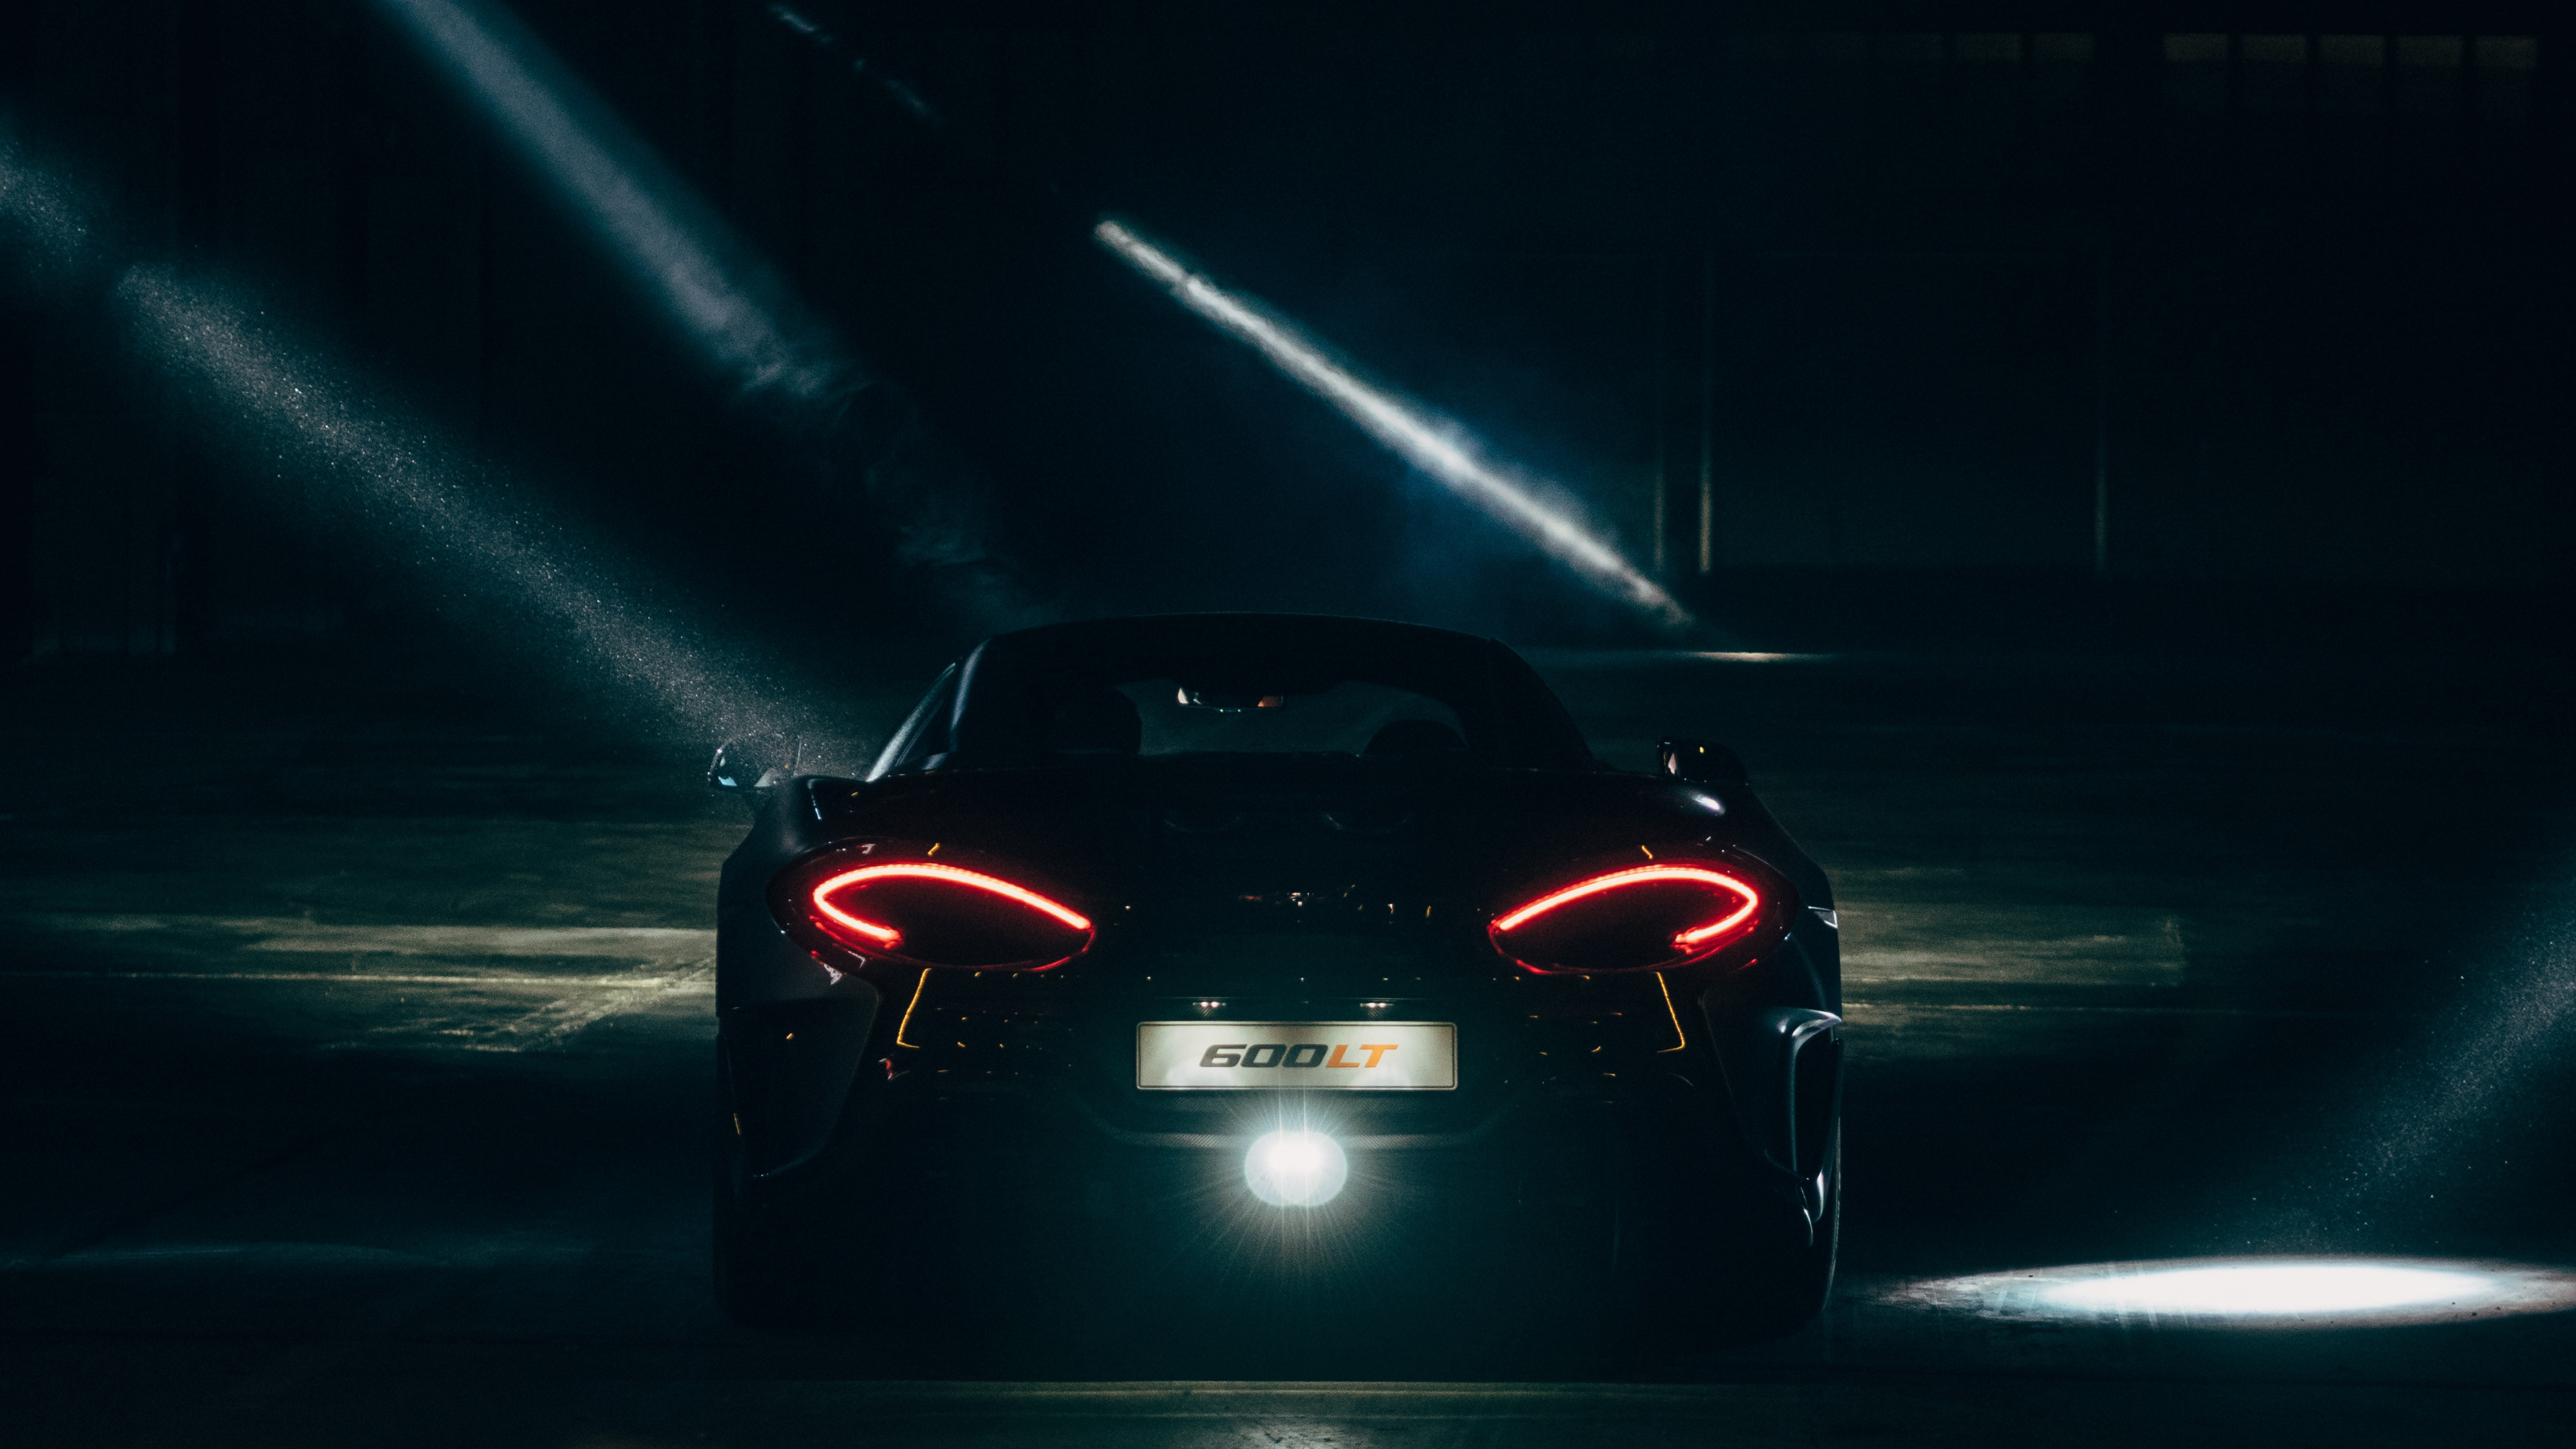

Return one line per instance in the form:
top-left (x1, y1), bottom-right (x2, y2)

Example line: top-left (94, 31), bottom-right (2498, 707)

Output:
top-left (1892, 1256), bottom-right (2576, 1328)
top-left (1094, 221), bottom-right (1694, 633)
top-left (1244, 1130), bottom-right (1348, 1208)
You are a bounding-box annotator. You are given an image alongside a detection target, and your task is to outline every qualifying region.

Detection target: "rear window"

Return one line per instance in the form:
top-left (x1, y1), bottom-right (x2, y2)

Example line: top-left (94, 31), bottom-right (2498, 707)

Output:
top-left (1106, 678), bottom-right (1469, 759)
top-left (875, 616), bottom-right (1596, 774)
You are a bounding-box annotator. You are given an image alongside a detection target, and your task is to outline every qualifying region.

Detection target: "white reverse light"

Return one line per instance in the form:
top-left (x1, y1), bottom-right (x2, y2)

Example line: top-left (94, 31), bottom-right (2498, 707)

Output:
top-left (1244, 1129), bottom-right (1348, 1208)
top-left (1094, 221), bottom-right (1693, 633)
top-left (1893, 1256), bottom-right (2576, 1328)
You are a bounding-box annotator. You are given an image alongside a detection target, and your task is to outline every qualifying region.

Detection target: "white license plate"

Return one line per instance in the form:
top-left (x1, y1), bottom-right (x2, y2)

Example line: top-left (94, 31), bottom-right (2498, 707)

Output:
top-left (1135, 1022), bottom-right (1457, 1091)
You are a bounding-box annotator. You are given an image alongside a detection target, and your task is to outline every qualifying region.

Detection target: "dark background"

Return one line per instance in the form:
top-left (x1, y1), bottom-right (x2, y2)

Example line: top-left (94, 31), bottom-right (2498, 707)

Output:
top-left (1, 1), bottom-right (2567, 672)
top-left (6, 11), bottom-right (2576, 1440)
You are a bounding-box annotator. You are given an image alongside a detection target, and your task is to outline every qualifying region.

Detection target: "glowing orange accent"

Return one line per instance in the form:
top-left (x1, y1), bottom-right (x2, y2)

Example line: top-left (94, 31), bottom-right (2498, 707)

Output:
top-left (811, 861), bottom-right (1093, 945)
top-left (1360, 1044), bottom-right (1397, 1067)
top-left (894, 970), bottom-right (932, 1047)
top-left (1492, 864), bottom-right (1760, 943)
top-left (1655, 971), bottom-right (1689, 1051)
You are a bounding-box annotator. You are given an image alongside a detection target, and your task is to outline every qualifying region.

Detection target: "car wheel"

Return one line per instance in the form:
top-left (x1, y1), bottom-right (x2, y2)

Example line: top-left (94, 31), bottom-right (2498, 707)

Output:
top-left (711, 1053), bottom-right (891, 1334)
top-left (1731, 1138), bottom-right (1839, 1338)
top-left (712, 1140), bottom-right (823, 1332)
top-left (1609, 1138), bottom-right (1839, 1353)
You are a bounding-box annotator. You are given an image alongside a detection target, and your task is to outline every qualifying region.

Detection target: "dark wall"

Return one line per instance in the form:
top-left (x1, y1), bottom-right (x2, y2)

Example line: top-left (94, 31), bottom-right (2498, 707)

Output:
top-left (1, 3), bottom-right (2567, 661)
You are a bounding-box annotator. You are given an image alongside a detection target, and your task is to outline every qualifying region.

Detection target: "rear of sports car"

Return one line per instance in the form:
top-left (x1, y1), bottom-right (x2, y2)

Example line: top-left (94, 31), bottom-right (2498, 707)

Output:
top-left (709, 617), bottom-right (1843, 1348)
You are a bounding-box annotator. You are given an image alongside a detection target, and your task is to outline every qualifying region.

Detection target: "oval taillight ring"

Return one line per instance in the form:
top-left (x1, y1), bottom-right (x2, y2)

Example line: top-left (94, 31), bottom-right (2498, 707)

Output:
top-left (1487, 854), bottom-right (1794, 975)
top-left (771, 845), bottom-right (1097, 971)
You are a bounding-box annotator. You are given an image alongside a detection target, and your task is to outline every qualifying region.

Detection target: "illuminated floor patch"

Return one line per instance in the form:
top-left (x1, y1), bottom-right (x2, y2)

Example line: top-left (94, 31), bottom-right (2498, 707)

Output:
top-left (13, 914), bottom-right (713, 958)
top-left (1835, 901), bottom-right (2186, 987)
top-left (0, 914), bottom-right (714, 1054)
top-left (1892, 1256), bottom-right (2576, 1328)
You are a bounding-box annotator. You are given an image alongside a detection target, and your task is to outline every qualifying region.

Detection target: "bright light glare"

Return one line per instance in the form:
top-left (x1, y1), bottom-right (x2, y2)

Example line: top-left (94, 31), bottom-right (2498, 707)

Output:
top-left (1244, 1130), bottom-right (1348, 1207)
top-left (1094, 221), bottom-right (1693, 632)
top-left (1895, 1256), bottom-right (2576, 1328)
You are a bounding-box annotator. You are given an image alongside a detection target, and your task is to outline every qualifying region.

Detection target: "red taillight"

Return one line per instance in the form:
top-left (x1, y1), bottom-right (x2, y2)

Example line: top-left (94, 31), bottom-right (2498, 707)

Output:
top-left (800, 861), bottom-right (1095, 970)
top-left (1489, 863), bottom-right (1770, 973)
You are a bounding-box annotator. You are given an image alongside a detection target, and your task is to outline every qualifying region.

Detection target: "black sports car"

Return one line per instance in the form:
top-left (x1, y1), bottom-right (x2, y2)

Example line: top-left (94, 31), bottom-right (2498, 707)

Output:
top-left (710, 614), bottom-right (1843, 1342)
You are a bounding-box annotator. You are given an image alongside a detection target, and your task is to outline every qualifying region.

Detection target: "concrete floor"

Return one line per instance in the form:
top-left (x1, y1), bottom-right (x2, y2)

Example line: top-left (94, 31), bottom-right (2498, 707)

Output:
top-left (4, 645), bottom-right (2573, 1445)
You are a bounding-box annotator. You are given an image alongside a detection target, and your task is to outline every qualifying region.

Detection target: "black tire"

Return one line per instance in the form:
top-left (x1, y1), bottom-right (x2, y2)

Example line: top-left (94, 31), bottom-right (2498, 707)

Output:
top-left (711, 1048), bottom-right (878, 1334)
top-left (1731, 1138), bottom-right (1840, 1339)
top-left (1606, 1138), bottom-right (1839, 1354)
top-left (712, 1040), bottom-right (800, 1332)
top-left (712, 1093), bottom-right (959, 1336)
top-left (712, 1144), bottom-right (818, 1332)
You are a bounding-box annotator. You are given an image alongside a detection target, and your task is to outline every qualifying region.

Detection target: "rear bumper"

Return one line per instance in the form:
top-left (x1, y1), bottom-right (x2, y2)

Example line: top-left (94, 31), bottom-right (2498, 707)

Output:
top-left (716, 902), bottom-right (1844, 1235)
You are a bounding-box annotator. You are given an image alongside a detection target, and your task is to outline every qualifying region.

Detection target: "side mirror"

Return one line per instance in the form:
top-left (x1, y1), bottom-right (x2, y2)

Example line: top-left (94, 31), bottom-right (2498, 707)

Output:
top-left (708, 736), bottom-right (794, 796)
top-left (1659, 737), bottom-right (1748, 787)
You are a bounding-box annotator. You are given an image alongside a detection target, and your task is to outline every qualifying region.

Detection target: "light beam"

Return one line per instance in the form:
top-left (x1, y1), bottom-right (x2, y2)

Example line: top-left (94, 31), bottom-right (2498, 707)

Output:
top-left (1094, 221), bottom-right (1693, 631)
top-left (115, 266), bottom-right (807, 743)
top-left (372, 0), bottom-right (1033, 629)
top-left (0, 125), bottom-right (99, 284)
top-left (5, 127), bottom-right (811, 745)
top-left (374, 0), bottom-right (848, 405)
